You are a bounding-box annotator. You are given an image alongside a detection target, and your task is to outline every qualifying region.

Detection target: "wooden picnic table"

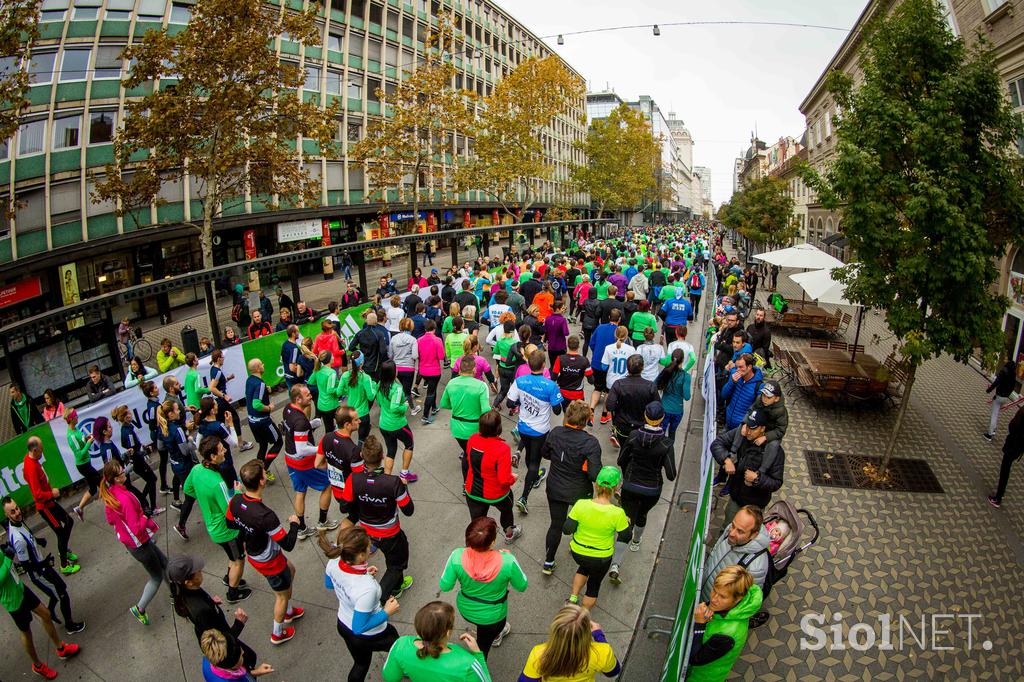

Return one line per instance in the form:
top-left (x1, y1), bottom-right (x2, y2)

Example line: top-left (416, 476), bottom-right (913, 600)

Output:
top-left (770, 303), bottom-right (839, 334)
top-left (800, 347), bottom-right (884, 380)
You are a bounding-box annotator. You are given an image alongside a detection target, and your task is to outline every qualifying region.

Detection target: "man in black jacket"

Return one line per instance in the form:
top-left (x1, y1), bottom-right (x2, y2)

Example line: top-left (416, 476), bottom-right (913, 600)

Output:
top-left (402, 285), bottom-right (423, 318)
top-left (605, 355), bottom-right (660, 449)
top-left (348, 312), bottom-right (389, 381)
top-left (540, 401), bottom-right (603, 575)
top-left (746, 308), bottom-right (772, 368)
top-left (520, 274), bottom-right (543, 308)
top-left (985, 359), bottom-right (1017, 441)
top-left (990, 406), bottom-right (1024, 508)
top-left (710, 409), bottom-right (784, 530)
top-left (8, 384), bottom-right (42, 434)
top-left (599, 285), bottom-right (625, 325)
top-left (454, 280), bottom-right (478, 313)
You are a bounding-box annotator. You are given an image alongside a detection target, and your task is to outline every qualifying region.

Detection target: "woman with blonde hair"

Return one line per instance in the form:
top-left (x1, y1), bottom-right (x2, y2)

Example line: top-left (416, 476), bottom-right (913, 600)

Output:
top-left (686, 565), bottom-right (763, 682)
top-left (157, 399), bottom-right (196, 540)
top-left (99, 460), bottom-right (167, 626)
top-left (385, 294), bottom-right (404, 334)
top-left (519, 603), bottom-right (620, 681)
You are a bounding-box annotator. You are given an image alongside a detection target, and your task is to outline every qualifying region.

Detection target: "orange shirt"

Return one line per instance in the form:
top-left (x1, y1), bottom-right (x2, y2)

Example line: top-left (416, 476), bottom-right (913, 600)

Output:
top-left (534, 292), bottom-right (554, 322)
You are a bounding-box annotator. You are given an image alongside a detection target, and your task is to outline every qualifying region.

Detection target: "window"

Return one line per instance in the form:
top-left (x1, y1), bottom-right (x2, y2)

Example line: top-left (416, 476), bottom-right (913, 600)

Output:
top-left (28, 52), bottom-right (57, 85)
top-left (72, 0), bottom-right (100, 21)
top-left (368, 38), bottom-right (381, 62)
top-left (347, 122), bottom-right (361, 142)
top-left (824, 109), bottom-right (832, 138)
top-left (137, 0), bottom-right (166, 21)
top-left (367, 77), bottom-right (380, 103)
top-left (105, 0), bottom-right (133, 20)
top-left (170, 4), bottom-right (192, 24)
top-left (52, 114), bottom-right (81, 149)
top-left (347, 77), bottom-right (361, 99)
top-left (326, 161), bottom-right (343, 189)
top-left (348, 166), bottom-right (364, 190)
top-left (0, 137), bottom-right (8, 160)
top-left (385, 44), bottom-right (397, 67)
top-left (1010, 77), bottom-right (1024, 109)
top-left (326, 69), bottom-right (342, 94)
top-left (369, 3), bottom-right (382, 25)
top-left (41, 0), bottom-right (68, 22)
top-left (15, 189), bottom-right (45, 233)
top-left (327, 33), bottom-right (343, 52)
top-left (984, 0), bottom-right (1008, 14)
top-left (349, 33), bottom-right (364, 57)
top-left (86, 177), bottom-right (115, 215)
top-left (350, 0), bottom-right (365, 19)
top-left (50, 181), bottom-right (81, 221)
top-left (93, 45), bottom-right (123, 79)
top-left (304, 65), bottom-right (321, 91)
top-left (18, 120), bottom-right (46, 156)
top-left (89, 110), bottom-right (116, 144)
top-left (59, 48), bottom-right (91, 82)
top-left (387, 9), bottom-right (398, 31)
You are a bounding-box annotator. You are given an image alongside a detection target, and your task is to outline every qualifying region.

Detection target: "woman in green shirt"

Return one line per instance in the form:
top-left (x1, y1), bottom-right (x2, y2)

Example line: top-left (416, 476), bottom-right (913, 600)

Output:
top-left (183, 353), bottom-right (210, 411)
top-left (382, 600), bottom-right (490, 682)
top-left (627, 300), bottom-right (659, 345)
top-left (66, 408), bottom-right (99, 521)
top-left (439, 517), bottom-right (528, 659)
top-left (311, 350), bottom-right (344, 432)
top-left (375, 361), bottom-right (417, 484)
top-left (338, 351), bottom-right (378, 443)
top-left (444, 317), bottom-right (470, 370)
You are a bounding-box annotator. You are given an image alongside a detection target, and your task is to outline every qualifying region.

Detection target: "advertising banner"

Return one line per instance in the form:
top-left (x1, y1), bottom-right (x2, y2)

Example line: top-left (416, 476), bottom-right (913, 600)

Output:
top-left (0, 277), bottom-right (43, 308)
top-left (243, 230), bottom-right (257, 260)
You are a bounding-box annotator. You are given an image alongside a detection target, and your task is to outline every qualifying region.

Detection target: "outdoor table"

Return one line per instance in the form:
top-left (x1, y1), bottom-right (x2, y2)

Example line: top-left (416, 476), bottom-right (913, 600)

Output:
top-left (800, 347), bottom-right (884, 380)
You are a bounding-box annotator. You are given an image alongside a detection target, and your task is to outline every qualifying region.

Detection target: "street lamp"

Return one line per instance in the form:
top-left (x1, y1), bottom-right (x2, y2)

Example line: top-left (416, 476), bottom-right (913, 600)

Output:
top-left (653, 24), bottom-right (661, 36)
top-left (557, 34), bottom-right (564, 45)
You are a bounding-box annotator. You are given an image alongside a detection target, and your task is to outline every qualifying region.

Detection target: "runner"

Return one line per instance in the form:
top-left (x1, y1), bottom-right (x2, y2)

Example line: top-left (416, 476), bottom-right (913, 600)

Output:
top-left (338, 351), bottom-right (378, 443)
top-left (463, 410), bottom-right (521, 543)
top-left (99, 460), bottom-right (168, 626)
top-left (416, 320), bottom-right (446, 425)
top-left (65, 409), bottom-right (99, 521)
top-left (381, 601), bottom-right (489, 681)
top-left (142, 380), bottom-right (172, 493)
top-left (389, 318), bottom-right (421, 415)
top-left (184, 352), bottom-right (211, 411)
top-left (519, 605), bottom-right (620, 682)
top-left (341, 436), bottom-right (415, 602)
top-left (226, 460), bottom-right (304, 645)
top-left (507, 350), bottom-right (563, 515)
top-left (244, 359), bottom-right (281, 481)
top-left (587, 309), bottom-right (621, 424)
top-left (184, 436), bottom-right (252, 603)
top-left (439, 517), bottom-right (528, 658)
top-left (311, 350), bottom-right (344, 433)
top-left (440, 357), bottom-right (492, 476)
top-left (281, 325), bottom-right (302, 391)
top-left (316, 406), bottom-right (366, 518)
top-left (599, 325), bottom-right (641, 442)
top-left (196, 396), bottom-right (240, 489)
top-left (113, 404), bottom-right (162, 515)
top-left (22, 436), bottom-right (79, 575)
top-left (375, 361), bottom-right (418, 482)
top-left (282, 384), bottom-right (340, 539)
top-left (320, 526), bottom-right (400, 682)
top-left (157, 399), bottom-right (197, 539)
top-left (551, 335), bottom-right (593, 403)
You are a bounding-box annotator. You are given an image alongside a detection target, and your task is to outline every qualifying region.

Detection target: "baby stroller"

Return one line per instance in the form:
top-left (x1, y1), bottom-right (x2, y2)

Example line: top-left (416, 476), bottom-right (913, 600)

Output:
top-left (750, 499), bottom-right (820, 628)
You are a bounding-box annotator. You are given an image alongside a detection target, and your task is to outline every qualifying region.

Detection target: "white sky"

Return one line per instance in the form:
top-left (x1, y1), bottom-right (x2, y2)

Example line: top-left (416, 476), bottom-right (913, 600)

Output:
top-left (494, 0), bottom-right (867, 207)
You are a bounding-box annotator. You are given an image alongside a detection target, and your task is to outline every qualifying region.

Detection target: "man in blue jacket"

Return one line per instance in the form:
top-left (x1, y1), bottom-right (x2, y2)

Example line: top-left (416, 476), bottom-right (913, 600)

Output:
top-left (588, 308), bottom-right (622, 425)
top-left (721, 353), bottom-right (763, 430)
top-left (660, 287), bottom-right (693, 344)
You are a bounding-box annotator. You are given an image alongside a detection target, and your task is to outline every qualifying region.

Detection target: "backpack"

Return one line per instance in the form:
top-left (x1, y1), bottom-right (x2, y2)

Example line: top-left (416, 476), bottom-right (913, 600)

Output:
top-left (689, 271), bottom-right (701, 290)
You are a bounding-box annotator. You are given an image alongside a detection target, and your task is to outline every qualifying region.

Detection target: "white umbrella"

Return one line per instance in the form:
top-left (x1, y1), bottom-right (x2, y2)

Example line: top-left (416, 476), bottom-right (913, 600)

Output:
top-left (753, 243), bottom-right (845, 270)
top-left (789, 265), bottom-right (868, 362)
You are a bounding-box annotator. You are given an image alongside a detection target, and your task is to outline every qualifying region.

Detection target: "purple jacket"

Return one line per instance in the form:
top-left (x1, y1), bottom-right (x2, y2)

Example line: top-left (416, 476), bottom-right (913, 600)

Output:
top-left (608, 273), bottom-right (628, 297)
top-left (544, 313), bottom-right (570, 352)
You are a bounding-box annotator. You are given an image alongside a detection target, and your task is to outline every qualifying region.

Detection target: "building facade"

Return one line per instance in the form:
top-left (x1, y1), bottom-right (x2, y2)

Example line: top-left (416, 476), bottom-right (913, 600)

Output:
top-left (0, 0), bottom-right (589, 326)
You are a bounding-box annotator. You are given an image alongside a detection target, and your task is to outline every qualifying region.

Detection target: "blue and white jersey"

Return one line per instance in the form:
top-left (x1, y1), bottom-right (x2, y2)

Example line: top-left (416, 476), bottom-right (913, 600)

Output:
top-left (601, 342), bottom-right (640, 389)
top-left (507, 373), bottom-right (563, 437)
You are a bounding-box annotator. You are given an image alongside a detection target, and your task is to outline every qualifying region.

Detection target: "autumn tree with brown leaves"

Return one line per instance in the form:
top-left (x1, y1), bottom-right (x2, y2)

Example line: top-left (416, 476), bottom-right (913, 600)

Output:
top-left (0, 0), bottom-right (41, 145)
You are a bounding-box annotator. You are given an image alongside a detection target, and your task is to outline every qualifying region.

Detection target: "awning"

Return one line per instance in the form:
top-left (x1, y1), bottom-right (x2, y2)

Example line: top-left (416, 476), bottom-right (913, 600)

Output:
top-left (821, 233), bottom-right (843, 246)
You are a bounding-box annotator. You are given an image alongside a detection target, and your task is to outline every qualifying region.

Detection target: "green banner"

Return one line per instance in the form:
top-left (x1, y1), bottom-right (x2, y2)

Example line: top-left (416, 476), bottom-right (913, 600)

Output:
top-left (0, 426), bottom-right (71, 508)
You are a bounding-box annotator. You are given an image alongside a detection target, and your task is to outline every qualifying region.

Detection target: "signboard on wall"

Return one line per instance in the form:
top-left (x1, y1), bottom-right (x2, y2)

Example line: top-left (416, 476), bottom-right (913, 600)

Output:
top-left (243, 230), bottom-right (257, 260)
top-left (58, 263), bottom-right (83, 330)
top-left (0, 277), bottom-right (42, 308)
top-left (1009, 272), bottom-right (1024, 307)
top-left (277, 219), bottom-right (323, 243)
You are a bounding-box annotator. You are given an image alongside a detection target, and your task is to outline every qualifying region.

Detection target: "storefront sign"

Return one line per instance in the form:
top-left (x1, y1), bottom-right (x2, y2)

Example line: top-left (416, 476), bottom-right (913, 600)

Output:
top-left (321, 219), bottom-right (333, 246)
top-left (243, 230), bottom-right (257, 260)
top-left (426, 212), bottom-right (436, 232)
top-left (58, 263), bottom-right (83, 330)
top-left (380, 214), bottom-right (390, 238)
top-left (492, 209), bottom-right (500, 225)
top-left (0, 277), bottom-right (42, 308)
top-left (463, 210), bottom-right (471, 228)
top-left (277, 219), bottom-right (322, 243)
top-left (390, 211), bottom-right (427, 222)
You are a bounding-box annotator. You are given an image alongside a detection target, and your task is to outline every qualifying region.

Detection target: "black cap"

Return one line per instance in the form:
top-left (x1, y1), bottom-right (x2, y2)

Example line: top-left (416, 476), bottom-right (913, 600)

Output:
top-left (745, 409), bottom-right (769, 429)
top-left (644, 401), bottom-right (665, 423)
top-left (167, 555), bottom-right (205, 584)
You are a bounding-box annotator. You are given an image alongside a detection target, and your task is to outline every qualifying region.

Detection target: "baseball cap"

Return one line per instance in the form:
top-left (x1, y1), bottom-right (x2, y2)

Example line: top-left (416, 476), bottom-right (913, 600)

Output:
top-left (761, 380), bottom-right (782, 399)
top-left (431, 268), bottom-right (438, 273)
top-left (167, 555), bottom-right (205, 584)
top-left (644, 401), bottom-right (665, 424)
top-left (745, 409), bottom-right (769, 429)
top-left (596, 465), bottom-right (622, 488)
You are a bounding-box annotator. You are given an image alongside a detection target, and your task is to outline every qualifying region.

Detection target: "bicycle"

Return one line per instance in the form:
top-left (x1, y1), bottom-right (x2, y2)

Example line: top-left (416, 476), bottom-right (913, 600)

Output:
top-left (118, 327), bottom-right (154, 366)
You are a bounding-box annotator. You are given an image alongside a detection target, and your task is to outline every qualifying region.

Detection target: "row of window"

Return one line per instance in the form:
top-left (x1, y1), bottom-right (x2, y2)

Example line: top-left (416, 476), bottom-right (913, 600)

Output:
top-left (1, 111), bottom-right (116, 158)
top-left (40, 0), bottom-right (191, 24)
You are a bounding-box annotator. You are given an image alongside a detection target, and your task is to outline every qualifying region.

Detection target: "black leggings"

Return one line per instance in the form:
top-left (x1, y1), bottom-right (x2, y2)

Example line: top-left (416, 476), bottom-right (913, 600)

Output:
top-left (582, 328), bottom-right (595, 357)
top-left (620, 488), bottom-right (659, 533)
top-left (27, 565), bottom-right (73, 625)
top-left (251, 420), bottom-right (283, 467)
top-left (154, 439), bottom-right (169, 489)
top-left (130, 450), bottom-right (158, 512)
top-left (545, 498), bottom-right (572, 563)
top-left (995, 448), bottom-right (1022, 502)
top-left (337, 620), bottom-right (399, 682)
top-left (421, 375), bottom-right (441, 416)
top-left (358, 414), bottom-right (372, 443)
top-left (571, 550), bottom-right (612, 598)
top-left (472, 617), bottom-right (508, 659)
top-left (494, 368), bottom-right (515, 408)
top-left (375, 531), bottom-right (410, 605)
top-left (398, 371), bottom-right (416, 409)
top-left (38, 503), bottom-right (73, 568)
top-left (218, 400), bottom-right (243, 437)
top-left (519, 433), bottom-right (547, 502)
top-left (466, 492), bottom-right (515, 532)
top-left (380, 426), bottom-right (414, 461)
top-left (317, 407), bottom-right (337, 434)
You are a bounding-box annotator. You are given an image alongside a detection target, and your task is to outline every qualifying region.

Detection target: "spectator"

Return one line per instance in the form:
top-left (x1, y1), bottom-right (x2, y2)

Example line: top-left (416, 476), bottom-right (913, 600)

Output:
top-left (990, 406), bottom-right (1024, 508)
top-left (9, 384), bottom-right (42, 434)
top-left (117, 317), bottom-right (135, 357)
top-left (247, 311), bottom-right (272, 340)
top-left (710, 410), bottom-right (784, 523)
top-left (274, 307), bottom-right (293, 333)
top-left (313, 319), bottom-right (345, 371)
top-left (688, 565), bottom-right (763, 682)
top-left (40, 389), bottom-right (65, 422)
top-left (403, 285), bottom-right (423, 318)
top-left (746, 308), bottom-right (772, 367)
top-left (125, 357), bottom-right (159, 389)
top-left (257, 290), bottom-right (273, 321)
top-left (342, 280), bottom-right (362, 308)
top-left (700, 505), bottom-right (770, 603)
top-left (86, 366), bottom-right (115, 403)
top-left (156, 338), bottom-right (187, 373)
top-left (985, 359), bottom-right (1017, 441)
top-left (294, 301), bottom-right (316, 325)
top-left (221, 326), bottom-right (242, 347)
top-left (721, 354), bottom-right (763, 431)
top-left (198, 337), bottom-right (214, 358)
top-left (749, 381), bottom-right (788, 482)
top-left (275, 285), bottom-right (294, 316)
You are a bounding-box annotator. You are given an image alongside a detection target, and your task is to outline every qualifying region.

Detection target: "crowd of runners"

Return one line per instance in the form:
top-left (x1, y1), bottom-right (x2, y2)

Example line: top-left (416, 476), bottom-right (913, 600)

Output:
top-left (1, 218), bottom-right (779, 681)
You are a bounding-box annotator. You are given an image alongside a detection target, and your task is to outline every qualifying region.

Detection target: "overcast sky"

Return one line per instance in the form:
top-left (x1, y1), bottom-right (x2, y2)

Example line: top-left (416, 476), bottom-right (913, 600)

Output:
top-left (495, 0), bottom-right (867, 207)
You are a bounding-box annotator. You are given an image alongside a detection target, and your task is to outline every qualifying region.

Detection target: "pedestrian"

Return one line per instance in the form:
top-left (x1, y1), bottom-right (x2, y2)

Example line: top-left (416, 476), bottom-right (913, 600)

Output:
top-left (113, 404), bottom-right (161, 515)
top-left (321, 526), bottom-right (401, 682)
top-left (156, 399), bottom-right (198, 539)
top-left (389, 318), bottom-right (421, 414)
top-left (339, 351), bottom-right (378, 442)
top-left (605, 352), bottom-right (659, 450)
top-left (348, 312), bottom-right (390, 381)
top-left (124, 356), bottom-right (158, 389)
top-left (282, 384), bottom-right (340, 538)
top-left (316, 406), bottom-right (366, 516)
top-left (247, 311), bottom-right (272, 340)
top-left (8, 383), bottom-right (42, 434)
top-left (85, 365), bottom-right (115, 402)
top-left (156, 339), bottom-right (187, 373)
top-left (422, 240), bottom-right (434, 266)
top-left (519, 604), bottom-right (620, 682)
top-left (41, 389), bottom-right (65, 423)
top-left (440, 354), bottom-right (492, 474)
top-left (688, 565), bottom-right (763, 682)
top-left (22, 436), bottom-right (79, 575)
top-left (381, 601), bottom-right (489, 681)
top-left (99, 459), bottom-right (168, 626)
top-left (439, 517), bottom-right (528, 658)
top-left (245, 359), bottom-right (282, 479)
top-left (657, 348), bottom-right (693, 438)
top-left (710, 410), bottom-right (785, 526)
top-left (65, 409), bottom-right (100, 521)
top-left (416, 320), bottom-right (445, 424)
top-left (588, 310), bottom-right (624, 424)
top-left (721, 353), bottom-right (764, 431)
top-left (984, 359), bottom-right (1017, 441)
top-left (463, 410), bottom-right (520, 542)
top-left (199, 629), bottom-right (273, 680)
top-left (989, 406), bottom-right (1024, 508)
top-left (375, 361), bottom-right (419, 483)
top-left (544, 300), bottom-right (570, 367)
top-left (507, 350), bottom-right (563, 515)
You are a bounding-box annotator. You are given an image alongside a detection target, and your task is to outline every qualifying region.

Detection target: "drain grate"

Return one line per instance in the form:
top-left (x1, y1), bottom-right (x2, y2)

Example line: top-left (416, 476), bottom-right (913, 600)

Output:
top-left (805, 450), bottom-right (944, 493)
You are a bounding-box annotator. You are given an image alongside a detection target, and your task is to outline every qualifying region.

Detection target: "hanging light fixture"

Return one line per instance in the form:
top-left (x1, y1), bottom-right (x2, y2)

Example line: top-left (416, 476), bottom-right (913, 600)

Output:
top-left (557, 34), bottom-right (564, 45)
top-left (653, 24), bottom-right (661, 36)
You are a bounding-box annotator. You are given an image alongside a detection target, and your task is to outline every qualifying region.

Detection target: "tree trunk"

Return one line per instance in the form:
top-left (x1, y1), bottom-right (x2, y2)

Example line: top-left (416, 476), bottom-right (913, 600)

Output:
top-left (880, 360), bottom-right (918, 475)
top-left (201, 190), bottom-right (217, 270)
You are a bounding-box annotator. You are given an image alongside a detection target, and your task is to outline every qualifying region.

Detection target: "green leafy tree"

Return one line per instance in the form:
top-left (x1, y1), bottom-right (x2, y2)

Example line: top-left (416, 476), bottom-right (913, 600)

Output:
top-left (0, 0), bottom-right (41, 144)
top-left (94, 0), bottom-right (339, 269)
top-left (804, 0), bottom-right (1024, 474)
top-left (726, 176), bottom-right (798, 250)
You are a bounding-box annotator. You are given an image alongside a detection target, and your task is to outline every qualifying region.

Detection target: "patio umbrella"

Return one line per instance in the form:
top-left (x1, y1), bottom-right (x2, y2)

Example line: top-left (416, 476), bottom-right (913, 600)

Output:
top-left (789, 266), bottom-right (867, 362)
top-left (752, 243), bottom-right (845, 270)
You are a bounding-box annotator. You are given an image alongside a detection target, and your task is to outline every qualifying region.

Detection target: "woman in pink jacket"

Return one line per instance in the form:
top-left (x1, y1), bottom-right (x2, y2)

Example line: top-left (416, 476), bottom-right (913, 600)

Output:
top-left (416, 319), bottom-right (446, 424)
top-left (99, 460), bottom-right (168, 626)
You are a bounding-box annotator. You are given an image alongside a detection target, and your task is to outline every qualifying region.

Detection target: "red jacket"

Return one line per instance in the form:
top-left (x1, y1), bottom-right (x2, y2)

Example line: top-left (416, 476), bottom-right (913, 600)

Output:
top-left (313, 331), bottom-right (345, 369)
top-left (464, 434), bottom-right (516, 502)
top-left (23, 454), bottom-right (54, 507)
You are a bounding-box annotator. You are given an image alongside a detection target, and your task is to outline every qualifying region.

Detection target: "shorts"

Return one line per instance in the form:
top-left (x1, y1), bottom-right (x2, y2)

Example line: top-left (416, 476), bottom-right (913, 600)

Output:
top-left (560, 389), bottom-right (584, 402)
top-left (287, 466), bottom-right (329, 494)
top-left (9, 587), bottom-right (41, 632)
top-left (218, 536), bottom-right (246, 562)
top-left (570, 550), bottom-right (613, 598)
top-left (592, 369), bottom-right (608, 393)
top-left (265, 566), bottom-right (293, 592)
top-left (380, 426), bottom-right (414, 460)
top-left (76, 462), bottom-right (100, 495)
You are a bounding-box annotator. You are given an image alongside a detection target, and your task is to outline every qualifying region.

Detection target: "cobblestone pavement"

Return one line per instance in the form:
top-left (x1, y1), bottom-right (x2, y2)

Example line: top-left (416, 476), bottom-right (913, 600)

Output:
top-left (728, 259), bottom-right (1024, 681)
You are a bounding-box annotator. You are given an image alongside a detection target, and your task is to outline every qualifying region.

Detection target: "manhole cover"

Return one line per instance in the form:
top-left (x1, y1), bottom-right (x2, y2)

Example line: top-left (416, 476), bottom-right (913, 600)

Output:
top-left (804, 450), bottom-right (944, 493)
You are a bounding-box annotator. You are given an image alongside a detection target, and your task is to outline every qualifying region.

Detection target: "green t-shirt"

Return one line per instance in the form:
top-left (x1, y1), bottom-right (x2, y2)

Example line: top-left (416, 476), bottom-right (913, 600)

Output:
top-left (338, 371), bottom-right (378, 417)
top-left (376, 381), bottom-right (409, 431)
top-left (445, 332), bottom-right (470, 362)
top-left (0, 554), bottom-right (25, 613)
top-left (68, 426), bottom-right (91, 466)
top-left (182, 464), bottom-right (238, 543)
top-left (493, 336), bottom-right (515, 367)
top-left (518, 271), bottom-right (532, 283)
top-left (439, 547), bottom-right (528, 625)
top-left (568, 499), bottom-right (629, 558)
top-left (184, 367), bottom-right (210, 410)
top-left (381, 636), bottom-right (491, 682)
top-left (440, 376), bottom-right (491, 440)
top-left (594, 281), bottom-right (610, 300)
top-left (313, 365), bottom-right (342, 412)
top-left (628, 311), bottom-right (659, 341)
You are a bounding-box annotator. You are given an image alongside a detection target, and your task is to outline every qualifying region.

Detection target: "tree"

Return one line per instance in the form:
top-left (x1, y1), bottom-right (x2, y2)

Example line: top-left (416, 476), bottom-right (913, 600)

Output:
top-left (0, 0), bottom-right (41, 145)
top-left (351, 14), bottom-right (473, 234)
top-left (572, 103), bottom-right (661, 217)
top-left (804, 0), bottom-right (1024, 475)
top-left (456, 55), bottom-right (584, 221)
top-left (94, 0), bottom-right (339, 269)
top-left (726, 176), bottom-right (798, 250)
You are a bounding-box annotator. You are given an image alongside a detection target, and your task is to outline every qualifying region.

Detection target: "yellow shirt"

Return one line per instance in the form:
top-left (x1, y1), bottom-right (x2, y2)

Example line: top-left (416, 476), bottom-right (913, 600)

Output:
top-left (522, 641), bottom-right (617, 682)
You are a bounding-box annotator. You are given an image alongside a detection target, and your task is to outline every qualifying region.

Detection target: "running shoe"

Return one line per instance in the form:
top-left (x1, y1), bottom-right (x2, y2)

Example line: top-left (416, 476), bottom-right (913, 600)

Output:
top-left (511, 427), bottom-right (521, 446)
top-left (533, 467), bottom-right (547, 489)
top-left (392, 575), bottom-right (414, 599)
top-left (609, 435), bottom-right (620, 448)
top-left (988, 495), bottom-right (1002, 509)
top-left (173, 524), bottom-right (190, 541)
top-left (129, 605), bottom-right (149, 625)
top-left (66, 621), bottom-right (86, 635)
top-left (399, 471), bottom-right (419, 483)
top-left (170, 500), bottom-right (183, 512)
top-left (749, 611), bottom-right (771, 628)
top-left (270, 627), bottom-right (295, 645)
top-left (504, 525), bottom-right (522, 544)
top-left (266, 471), bottom-right (277, 483)
top-left (412, 387), bottom-right (422, 398)
top-left (150, 506), bottom-right (166, 516)
top-left (511, 452), bottom-right (521, 468)
top-left (609, 565), bottom-right (621, 585)
top-left (542, 561), bottom-right (555, 576)
top-left (599, 413), bottom-right (612, 425)
top-left (222, 575), bottom-right (249, 588)
top-left (241, 440), bottom-right (255, 451)
top-left (317, 519), bottom-right (341, 532)
top-left (421, 416), bottom-right (435, 425)
top-left (411, 405), bottom-right (423, 416)
top-left (32, 662), bottom-right (58, 679)
top-left (283, 606), bottom-right (304, 623)
top-left (983, 432), bottom-right (994, 442)
top-left (492, 621), bottom-right (512, 647)
top-left (227, 587), bottom-right (253, 603)
top-left (718, 485), bottom-right (731, 498)
top-left (566, 594), bottom-right (580, 605)
top-left (159, 486), bottom-right (173, 495)
top-left (72, 506), bottom-right (84, 521)
top-left (60, 563), bottom-right (81, 576)
top-left (297, 527), bottom-right (318, 541)
top-left (56, 642), bottom-right (81, 659)
top-left (587, 418), bottom-right (594, 428)
top-left (628, 539), bottom-right (642, 552)
top-left (66, 552), bottom-right (78, 562)
top-left (516, 497), bottom-right (529, 515)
